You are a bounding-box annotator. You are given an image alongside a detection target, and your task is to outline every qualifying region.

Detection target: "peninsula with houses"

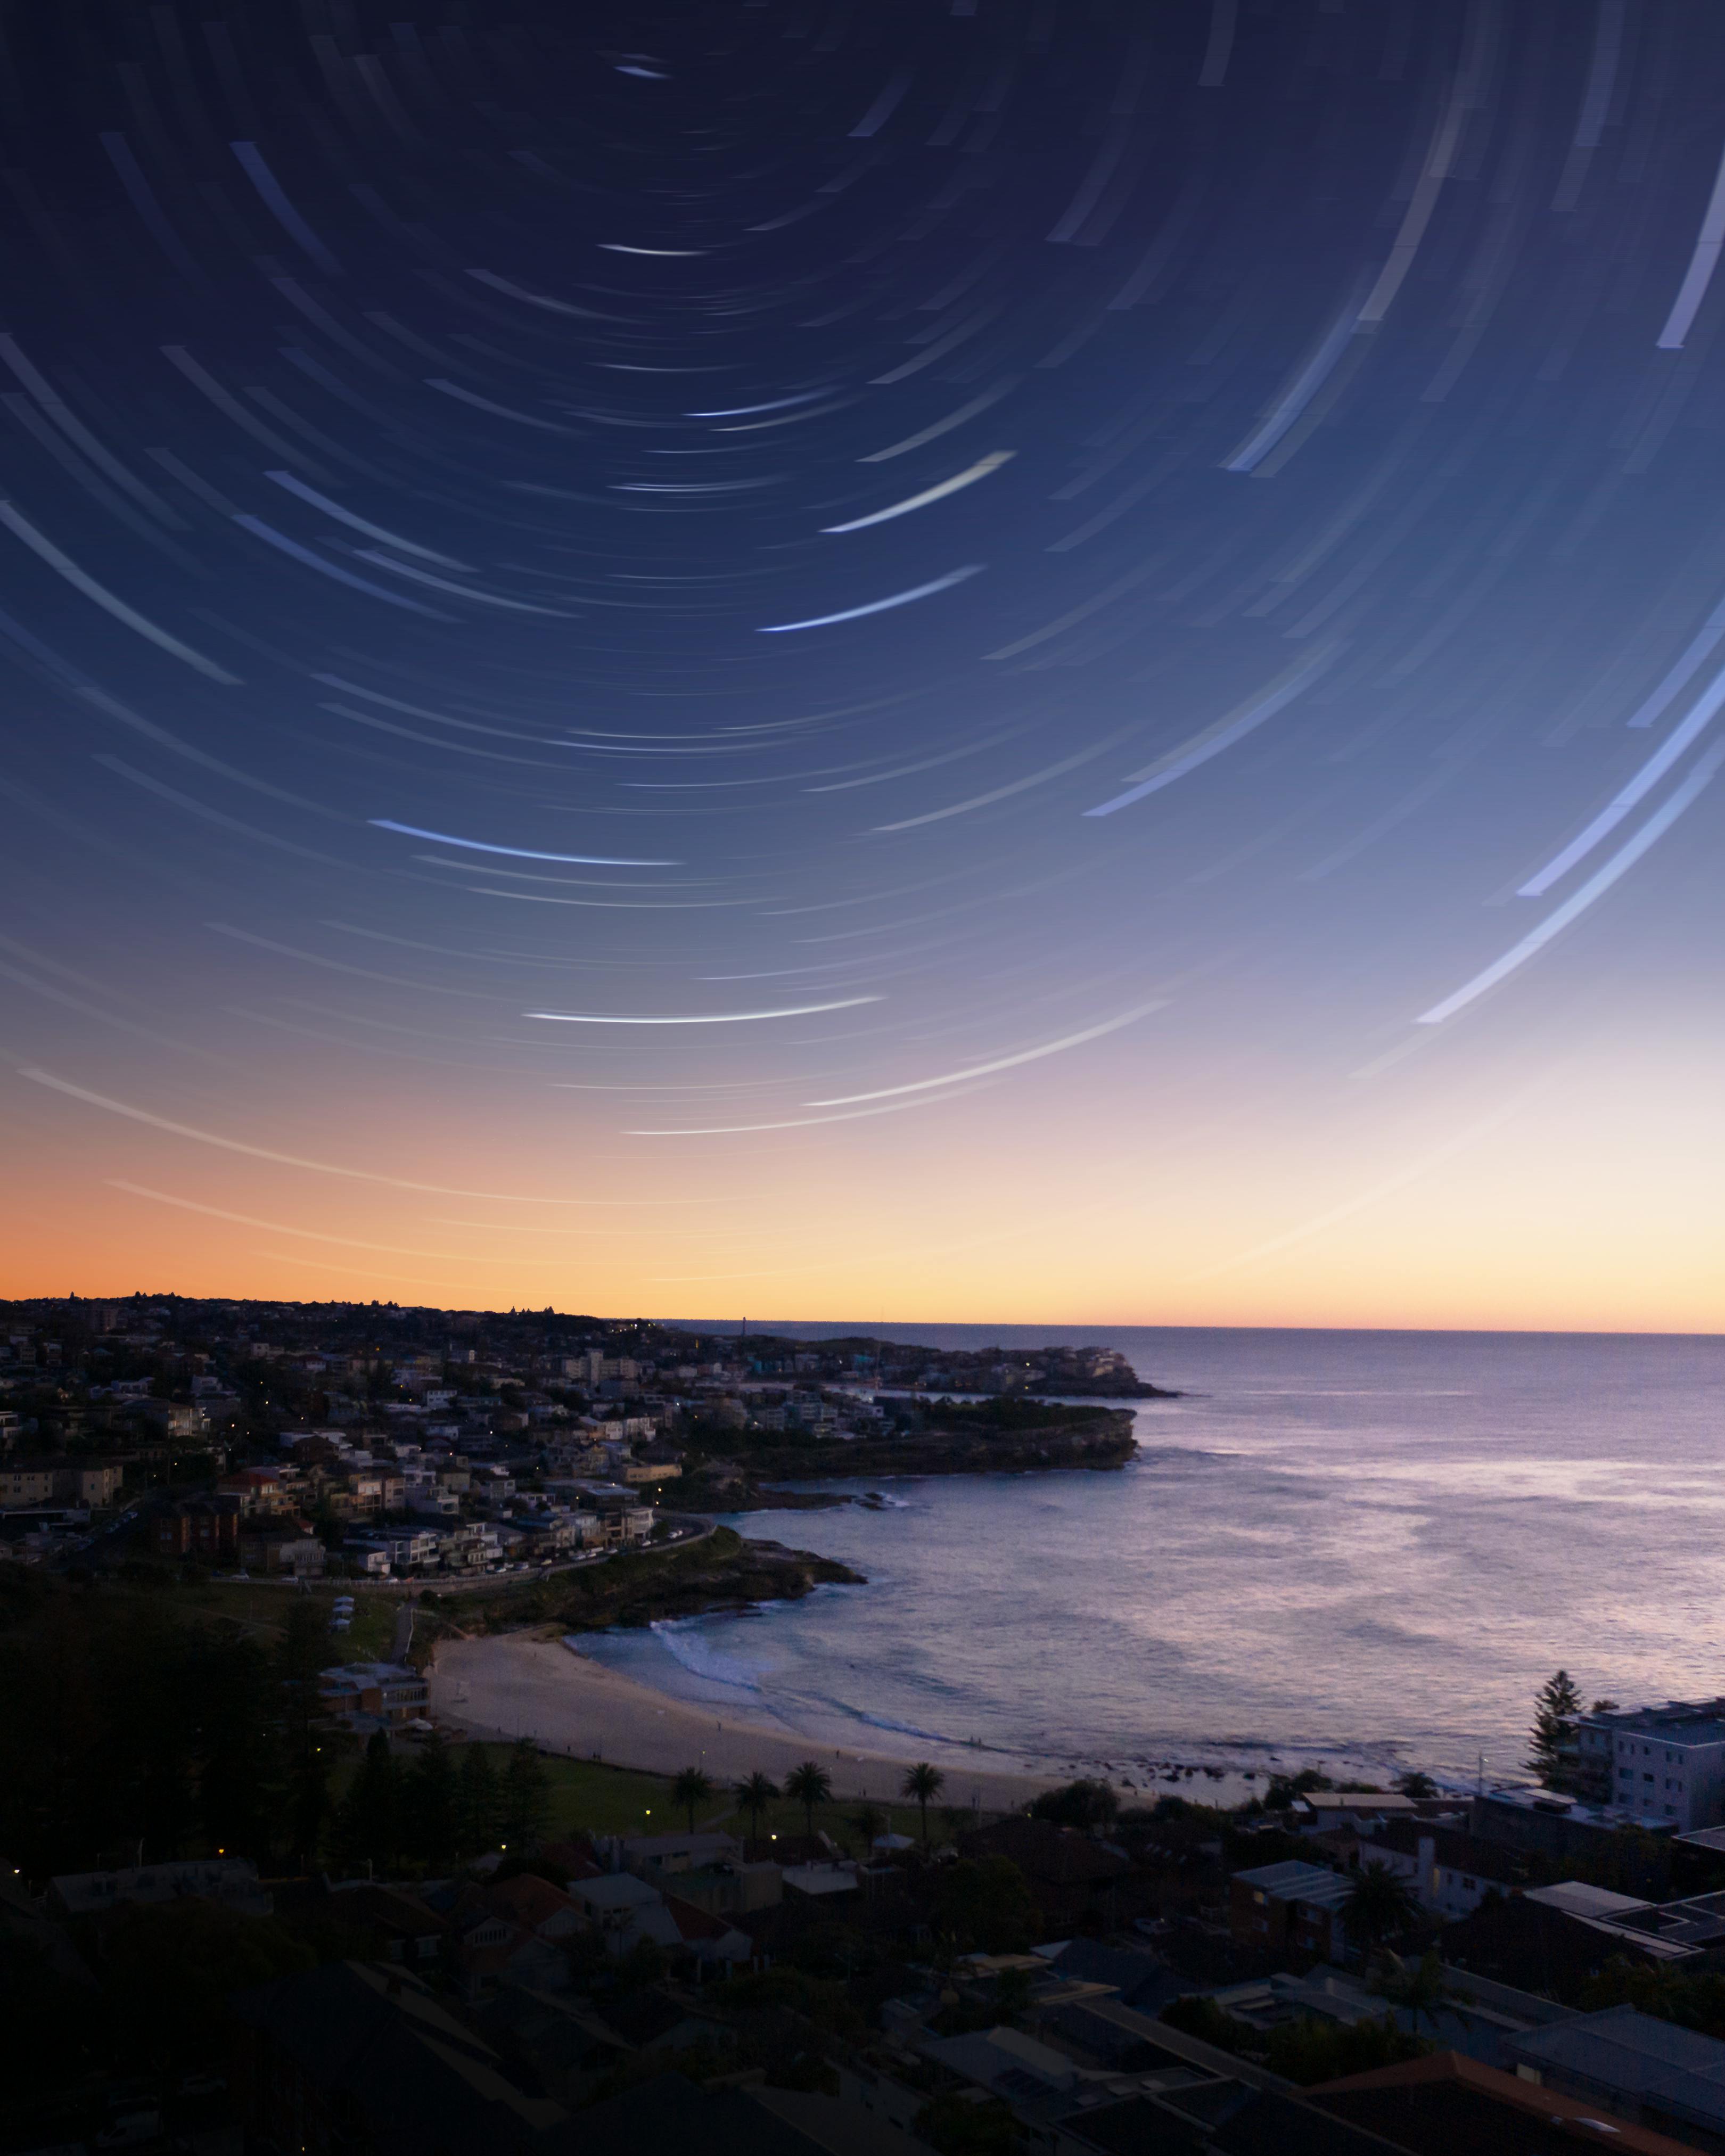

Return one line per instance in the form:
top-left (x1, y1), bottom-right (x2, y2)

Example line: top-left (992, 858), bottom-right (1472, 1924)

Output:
top-left (0, 1296), bottom-right (1157, 1597)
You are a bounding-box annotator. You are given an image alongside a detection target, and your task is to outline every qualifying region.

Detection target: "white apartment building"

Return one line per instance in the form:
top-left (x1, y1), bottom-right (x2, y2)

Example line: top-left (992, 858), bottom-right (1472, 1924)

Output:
top-left (1581, 1706), bottom-right (1725, 1832)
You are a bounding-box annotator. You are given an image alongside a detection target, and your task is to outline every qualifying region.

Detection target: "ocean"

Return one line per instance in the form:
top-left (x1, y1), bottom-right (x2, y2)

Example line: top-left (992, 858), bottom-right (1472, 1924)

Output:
top-left (574, 1326), bottom-right (1725, 1799)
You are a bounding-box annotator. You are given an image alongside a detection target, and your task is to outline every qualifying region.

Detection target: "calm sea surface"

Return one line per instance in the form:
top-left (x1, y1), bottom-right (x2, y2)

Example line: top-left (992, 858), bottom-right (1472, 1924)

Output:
top-left (577, 1328), bottom-right (1725, 1795)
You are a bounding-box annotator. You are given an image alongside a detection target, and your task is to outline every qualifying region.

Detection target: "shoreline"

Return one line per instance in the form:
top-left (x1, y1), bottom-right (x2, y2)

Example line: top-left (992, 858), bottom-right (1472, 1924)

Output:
top-left (426, 1631), bottom-right (1065, 1810)
top-left (426, 1630), bottom-right (1457, 1811)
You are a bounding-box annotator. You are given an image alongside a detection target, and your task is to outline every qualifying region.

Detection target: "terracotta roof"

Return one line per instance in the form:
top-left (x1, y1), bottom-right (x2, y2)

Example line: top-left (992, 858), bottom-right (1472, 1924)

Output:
top-left (1310, 2048), bottom-right (1702, 2156)
top-left (661, 1894), bottom-right (730, 1943)
top-left (540, 1838), bottom-right (601, 1878)
top-left (483, 1874), bottom-right (577, 1930)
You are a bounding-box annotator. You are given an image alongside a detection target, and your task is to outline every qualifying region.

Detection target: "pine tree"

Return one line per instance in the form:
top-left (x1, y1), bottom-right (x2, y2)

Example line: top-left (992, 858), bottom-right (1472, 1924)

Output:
top-left (333, 1731), bottom-right (403, 1873)
top-left (274, 1600), bottom-right (332, 1867)
top-left (456, 1743), bottom-right (502, 1858)
top-left (502, 1738), bottom-right (551, 1853)
top-left (196, 1635), bottom-right (274, 1860)
top-left (404, 1730), bottom-right (458, 1870)
top-left (1528, 1669), bottom-right (1584, 1789)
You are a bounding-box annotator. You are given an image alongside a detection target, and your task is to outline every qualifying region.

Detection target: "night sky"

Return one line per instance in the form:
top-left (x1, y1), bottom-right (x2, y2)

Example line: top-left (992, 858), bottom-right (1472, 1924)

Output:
top-left (4, 0), bottom-right (1722, 1328)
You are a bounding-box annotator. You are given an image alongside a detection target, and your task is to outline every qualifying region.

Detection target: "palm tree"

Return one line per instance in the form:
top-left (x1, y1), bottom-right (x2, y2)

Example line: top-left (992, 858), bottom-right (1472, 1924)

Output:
top-left (785, 1759), bottom-right (833, 1840)
top-left (851, 1800), bottom-right (888, 1856)
top-left (1342, 1861), bottom-right (1423, 1966)
top-left (735, 1770), bottom-right (779, 1847)
top-left (902, 1762), bottom-right (945, 1848)
top-left (1374, 1947), bottom-right (1474, 2038)
top-left (671, 1766), bottom-right (714, 1832)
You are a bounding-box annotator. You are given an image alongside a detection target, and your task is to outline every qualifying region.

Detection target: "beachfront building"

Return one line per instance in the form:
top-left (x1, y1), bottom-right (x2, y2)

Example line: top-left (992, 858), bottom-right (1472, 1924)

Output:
top-left (1574, 1702), bottom-right (1725, 1831)
top-left (319, 1660), bottom-right (431, 1732)
top-left (1471, 1785), bottom-right (1675, 1894)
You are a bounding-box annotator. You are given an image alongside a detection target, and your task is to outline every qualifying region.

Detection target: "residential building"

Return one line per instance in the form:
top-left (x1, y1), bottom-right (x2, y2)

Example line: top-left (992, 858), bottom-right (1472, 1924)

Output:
top-left (782, 1859), bottom-right (861, 1902)
top-left (136, 1398), bottom-right (209, 1440)
top-left (154, 1493), bottom-right (243, 1563)
top-left (241, 1523), bottom-right (326, 1577)
top-left (484, 1873), bottom-right (586, 1942)
top-left (1577, 1704), bottom-right (1725, 1831)
top-left (0, 1463), bottom-right (53, 1508)
top-left (346, 1470), bottom-right (405, 1515)
top-left (347, 1525), bottom-right (441, 1573)
top-left (1504, 2004), bottom-right (1725, 2149)
top-left (587, 1496), bottom-right (653, 1547)
top-left (1229, 1858), bottom-right (1356, 1963)
top-left (1673, 1824), bottom-right (1725, 1895)
top-left (1351, 1817), bottom-right (1529, 1919)
top-left (1440, 1889), bottom-right (1672, 1997)
top-left (58, 1458), bottom-right (125, 1505)
top-left (1311, 2050), bottom-right (1704, 2156)
top-left (617, 1830), bottom-right (741, 1880)
top-left (1471, 1784), bottom-right (1675, 1892)
top-left (229, 1960), bottom-right (564, 2156)
top-left (1204, 1963), bottom-right (1547, 2071)
top-left (621, 1460), bottom-right (680, 1486)
top-left (662, 1861), bottom-right (783, 1918)
top-left (958, 1817), bottom-right (1132, 1931)
top-left (474, 1989), bottom-right (630, 2105)
top-left (439, 1522), bottom-right (503, 1570)
top-left (575, 2072), bottom-right (931, 2156)
top-left (1294, 1791), bottom-right (1421, 1832)
top-left (567, 1872), bottom-right (683, 1955)
top-left (1523, 1878), bottom-right (1725, 1963)
top-left (50, 1857), bottom-right (270, 1920)
top-left (1031, 1938), bottom-right (1188, 2018)
top-left (1, 1457), bottom-right (125, 1509)
top-left (513, 1511), bottom-right (603, 1558)
top-left (218, 1466), bottom-right (291, 1515)
top-left (449, 1875), bottom-right (586, 1998)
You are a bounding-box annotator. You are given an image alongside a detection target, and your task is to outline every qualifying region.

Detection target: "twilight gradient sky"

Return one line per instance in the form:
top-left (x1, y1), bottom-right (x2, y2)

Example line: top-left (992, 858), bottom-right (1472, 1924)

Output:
top-left (3, 0), bottom-right (1723, 1329)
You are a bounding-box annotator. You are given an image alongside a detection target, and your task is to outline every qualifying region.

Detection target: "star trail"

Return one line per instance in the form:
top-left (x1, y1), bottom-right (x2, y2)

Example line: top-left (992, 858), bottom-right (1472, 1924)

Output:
top-left (4, 0), bottom-right (1723, 1329)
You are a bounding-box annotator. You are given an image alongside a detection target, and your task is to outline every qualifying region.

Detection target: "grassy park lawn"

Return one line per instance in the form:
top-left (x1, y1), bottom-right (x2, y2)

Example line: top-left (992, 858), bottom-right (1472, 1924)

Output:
top-left (443, 1743), bottom-right (987, 1847)
top-left (188, 1579), bottom-right (400, 1661)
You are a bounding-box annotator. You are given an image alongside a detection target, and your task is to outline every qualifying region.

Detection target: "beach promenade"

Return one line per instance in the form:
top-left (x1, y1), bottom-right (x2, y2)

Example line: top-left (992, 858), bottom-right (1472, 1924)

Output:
top-left (428, 1632), bottom-right (1057, 1811)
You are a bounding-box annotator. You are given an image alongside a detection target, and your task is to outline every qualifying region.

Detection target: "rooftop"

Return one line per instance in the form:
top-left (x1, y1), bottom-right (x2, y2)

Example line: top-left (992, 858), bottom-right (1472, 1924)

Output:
top-left (572, 1873), bottom-right (662, 1914)
top-left (1479, 1783), bottom-right (1678, 1835)
top-left (1523, 1881), bottom-right (1654, 1921)
top-left (1311, 2048), bottom-right (1706, 2156)
top-left (1506, 2004), bottom-right (1725, 2132)
top-left (1233, 1859), bottom-right (1354, 1910)
top-left (1604, 1716), bottom-right (1725, 1749)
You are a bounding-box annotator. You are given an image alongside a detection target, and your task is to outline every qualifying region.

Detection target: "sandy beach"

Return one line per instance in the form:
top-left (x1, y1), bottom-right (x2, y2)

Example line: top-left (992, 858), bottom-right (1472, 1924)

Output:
top-left (428, 1632), bottom-right (1060, 1812)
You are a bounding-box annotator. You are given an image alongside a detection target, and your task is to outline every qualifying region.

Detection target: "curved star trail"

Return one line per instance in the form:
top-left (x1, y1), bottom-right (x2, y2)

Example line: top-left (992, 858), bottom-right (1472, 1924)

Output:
top-left (4, 1), bottom-right (1724, 1326)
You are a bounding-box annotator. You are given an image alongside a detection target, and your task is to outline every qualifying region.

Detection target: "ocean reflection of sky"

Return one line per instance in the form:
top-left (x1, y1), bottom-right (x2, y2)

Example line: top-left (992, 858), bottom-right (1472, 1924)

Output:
top-left (589, 1327), bottom-right (1725, 1781)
